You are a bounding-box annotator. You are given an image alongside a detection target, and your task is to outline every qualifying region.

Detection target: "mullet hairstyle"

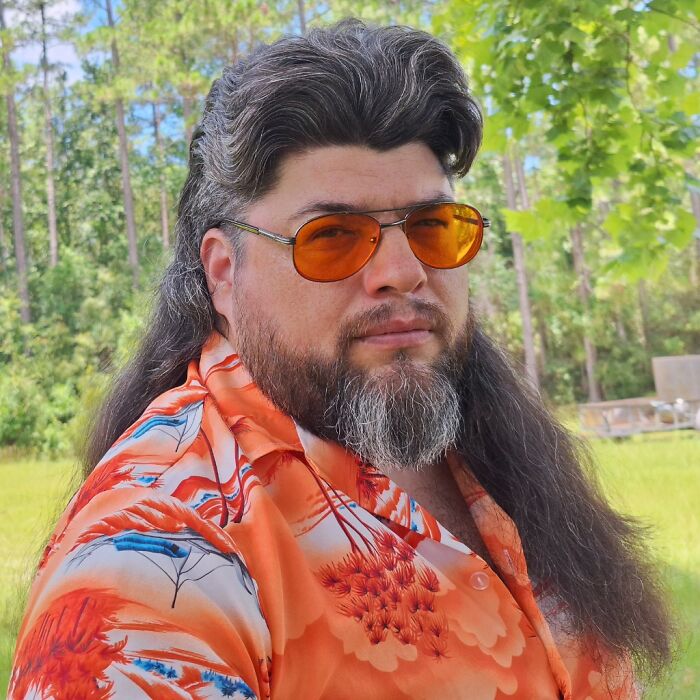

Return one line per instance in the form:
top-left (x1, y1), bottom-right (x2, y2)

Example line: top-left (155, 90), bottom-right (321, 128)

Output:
top-left (85, 19), bottom-right (481, 472)
top-left (84, 20), bottom-right (672, 679)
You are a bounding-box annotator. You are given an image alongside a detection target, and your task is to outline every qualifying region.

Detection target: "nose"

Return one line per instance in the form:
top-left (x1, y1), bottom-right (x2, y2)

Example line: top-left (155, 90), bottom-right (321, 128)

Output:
top-left (360, 225), bottom-right (427, 297)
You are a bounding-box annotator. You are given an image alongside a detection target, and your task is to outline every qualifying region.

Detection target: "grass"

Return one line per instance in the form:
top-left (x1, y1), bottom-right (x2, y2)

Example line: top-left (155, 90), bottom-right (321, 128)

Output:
top-left (0, 458), bottom-right (77, 697)
top-left (593, 432), bottom-right (700, 698)
top-left (1, 434), bottom-right (698, 697)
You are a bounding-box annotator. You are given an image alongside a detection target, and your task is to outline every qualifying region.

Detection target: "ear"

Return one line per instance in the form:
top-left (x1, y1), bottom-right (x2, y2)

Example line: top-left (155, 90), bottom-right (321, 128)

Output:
top-left (200, 228), bottom-right (237, 320)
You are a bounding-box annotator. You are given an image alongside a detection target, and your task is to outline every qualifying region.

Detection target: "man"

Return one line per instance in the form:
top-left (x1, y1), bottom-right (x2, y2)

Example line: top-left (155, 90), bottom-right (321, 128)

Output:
top-left (10, 21), bottom-right (671, 700)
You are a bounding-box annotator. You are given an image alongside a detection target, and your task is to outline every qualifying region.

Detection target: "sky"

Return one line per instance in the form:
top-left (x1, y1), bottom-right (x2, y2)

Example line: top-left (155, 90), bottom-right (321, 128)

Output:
top-left (7, 0), bottom-right (83, 83)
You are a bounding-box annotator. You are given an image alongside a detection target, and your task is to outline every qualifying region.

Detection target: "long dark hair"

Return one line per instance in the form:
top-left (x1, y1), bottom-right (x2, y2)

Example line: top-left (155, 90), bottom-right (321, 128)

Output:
top-left (84, 20), bottom-right (672, 680)
top-left (458, 324), bottom-right (672, 678)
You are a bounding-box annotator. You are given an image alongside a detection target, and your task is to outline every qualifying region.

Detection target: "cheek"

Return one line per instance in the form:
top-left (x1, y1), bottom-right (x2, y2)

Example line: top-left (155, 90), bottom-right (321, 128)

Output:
top-left (283, 284), bottom-right (352, 351)
top-left (433, 269), bottom-right (470, 321)
top-left (238, 255), bottom-right (348, 353)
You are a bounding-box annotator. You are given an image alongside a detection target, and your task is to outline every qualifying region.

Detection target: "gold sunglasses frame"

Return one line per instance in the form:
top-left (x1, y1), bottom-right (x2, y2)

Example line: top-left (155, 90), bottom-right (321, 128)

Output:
top-left (218, 201), bottom-right (490, 281)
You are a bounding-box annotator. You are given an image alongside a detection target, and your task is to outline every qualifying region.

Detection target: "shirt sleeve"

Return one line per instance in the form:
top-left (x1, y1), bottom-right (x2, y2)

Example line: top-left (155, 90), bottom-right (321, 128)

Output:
top-left (8, 490), bottom-right (271, 700)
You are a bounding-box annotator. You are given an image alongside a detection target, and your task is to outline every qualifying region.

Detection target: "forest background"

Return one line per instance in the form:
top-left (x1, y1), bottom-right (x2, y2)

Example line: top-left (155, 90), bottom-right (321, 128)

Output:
top-left (0, 0), bottom-right (698, 455)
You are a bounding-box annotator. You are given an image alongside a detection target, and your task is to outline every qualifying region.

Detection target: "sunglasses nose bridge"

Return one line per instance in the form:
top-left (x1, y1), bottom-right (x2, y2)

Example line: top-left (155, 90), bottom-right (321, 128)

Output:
top-left (365, 215), bottom-right (420, 269)
top-left (367, 216), bottom-right (411, 264)
top-left (377, 215), bottom-right (410, 235)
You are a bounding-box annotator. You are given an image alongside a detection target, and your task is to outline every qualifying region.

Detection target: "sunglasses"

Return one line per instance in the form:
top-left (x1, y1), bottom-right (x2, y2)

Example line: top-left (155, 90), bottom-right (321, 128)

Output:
top-left (221, 201), bottom-right (489, 283)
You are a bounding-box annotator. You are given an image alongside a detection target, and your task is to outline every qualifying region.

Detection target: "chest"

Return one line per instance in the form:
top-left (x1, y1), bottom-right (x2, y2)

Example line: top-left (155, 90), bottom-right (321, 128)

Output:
top-left (390, 466), bottom-right (496, 567)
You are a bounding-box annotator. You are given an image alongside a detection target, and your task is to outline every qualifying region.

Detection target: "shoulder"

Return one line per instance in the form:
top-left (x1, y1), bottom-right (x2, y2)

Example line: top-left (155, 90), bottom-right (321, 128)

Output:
top-left (10, 380), bottom-right (271, 699)
top-left (40, 375), bottom-right (247, 573)
top-left (79, 377), bottom-right (232, 516)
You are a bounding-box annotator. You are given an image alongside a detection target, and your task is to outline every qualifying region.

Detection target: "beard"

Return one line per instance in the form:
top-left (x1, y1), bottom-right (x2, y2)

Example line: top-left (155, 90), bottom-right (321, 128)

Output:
top-left (231, 294), bottom-right (467, 472)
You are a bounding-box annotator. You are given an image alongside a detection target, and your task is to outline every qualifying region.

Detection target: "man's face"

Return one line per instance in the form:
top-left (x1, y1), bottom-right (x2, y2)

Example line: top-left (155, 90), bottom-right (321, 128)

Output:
top-left (217, 142), bottom-right (470, 368)
top-left (203, 142), bottom-right (472, 469)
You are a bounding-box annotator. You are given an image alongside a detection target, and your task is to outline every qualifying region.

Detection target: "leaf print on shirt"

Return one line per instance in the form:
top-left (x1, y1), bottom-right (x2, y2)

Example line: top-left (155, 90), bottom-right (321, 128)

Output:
top-left (10, 588), bottom-right (128, 700)
top-left (75, 530), bottom-right (257, 609)
top-left (71, 401), bottom-right (205, 520)
top-left (69, 497), bottom-right (260, 610)
top-left (125, 659), bottom-right (258, 699)
top-left (129, 400), bottom-right (204, 449)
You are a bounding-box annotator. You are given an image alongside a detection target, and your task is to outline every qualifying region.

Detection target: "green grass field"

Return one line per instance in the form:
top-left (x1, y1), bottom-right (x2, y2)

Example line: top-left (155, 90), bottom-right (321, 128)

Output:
top-left (1, 434), bottom-right (698, 697)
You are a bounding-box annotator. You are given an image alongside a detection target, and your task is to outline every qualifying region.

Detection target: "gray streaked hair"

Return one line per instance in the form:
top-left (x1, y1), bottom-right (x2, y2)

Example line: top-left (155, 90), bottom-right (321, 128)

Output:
top-left (85, 19), bottom-right (482, 471)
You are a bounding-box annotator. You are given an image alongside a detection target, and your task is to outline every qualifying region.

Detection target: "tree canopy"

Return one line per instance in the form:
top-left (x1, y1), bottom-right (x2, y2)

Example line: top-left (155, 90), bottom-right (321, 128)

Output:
top-left (0, 0), bottom-right (698, 453)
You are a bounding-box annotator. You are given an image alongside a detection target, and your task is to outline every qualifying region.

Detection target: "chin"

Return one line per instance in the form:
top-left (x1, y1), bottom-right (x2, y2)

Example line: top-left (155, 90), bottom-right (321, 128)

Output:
top-left (360, 348), bottom-right (439, 371)
top-left (355, 354), bottom-right (437, 380)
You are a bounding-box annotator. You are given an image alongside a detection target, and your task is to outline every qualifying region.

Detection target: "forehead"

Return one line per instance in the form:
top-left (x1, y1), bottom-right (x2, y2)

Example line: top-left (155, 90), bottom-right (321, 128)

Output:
top-left (255, 142), bottom-right (454, 226)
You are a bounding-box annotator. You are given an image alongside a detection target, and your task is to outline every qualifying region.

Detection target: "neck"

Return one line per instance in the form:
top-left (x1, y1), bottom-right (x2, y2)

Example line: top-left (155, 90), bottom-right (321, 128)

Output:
top-left (385, 460), bottom-right (494, 566)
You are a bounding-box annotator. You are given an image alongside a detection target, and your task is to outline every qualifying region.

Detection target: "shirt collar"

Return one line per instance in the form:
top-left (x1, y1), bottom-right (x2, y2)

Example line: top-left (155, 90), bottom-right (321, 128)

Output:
top-left (193, 332), bottom-right (435, 532)
top-left (192, 332), bottom-right (304, 461)
top-left (193, 332), bottom-right (504, 552)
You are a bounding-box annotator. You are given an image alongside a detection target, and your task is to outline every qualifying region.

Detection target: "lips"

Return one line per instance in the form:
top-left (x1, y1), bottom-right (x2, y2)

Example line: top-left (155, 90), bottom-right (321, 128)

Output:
top-left (353, 318), bottom-right (435, 351)
top-left (358, 318), bottom-right (433, 338)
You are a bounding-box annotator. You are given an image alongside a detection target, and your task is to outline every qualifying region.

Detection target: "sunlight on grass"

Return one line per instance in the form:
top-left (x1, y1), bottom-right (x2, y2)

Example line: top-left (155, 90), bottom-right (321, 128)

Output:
top-left (0, 458), bottom-right (77, 695)
top-left (0, 434), bottom-right (698, 696)
top-left (593, 433), bottom-right (700, 698)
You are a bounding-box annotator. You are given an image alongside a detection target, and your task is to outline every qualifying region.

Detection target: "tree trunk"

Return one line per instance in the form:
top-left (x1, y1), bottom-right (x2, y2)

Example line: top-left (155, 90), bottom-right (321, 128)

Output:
top-left (1, 0), bottom-right (31, 323)
top-left (106, 0), bottom-right (139, 288)
top-left (535, 309), bottom-right (549, 379)
top-left (570, 224), bottom-right (601, 402)
top-left (40, 2), bottom-right (59, 268)
top-left (502, 152), bottom-right (540, 392)
top-left (151, 102), bottom-right (170, 249)
top-left (179, 54), bottom-right (193, 147)
top-left (513, 149), bottom-right (550, 380)
top-left (230, 29), bottom-right (239, 65)
top-left (513, 146), bottom-right (531, 209)
top-left (475, 181), bottom-right (496, 321)
top-left (0, 181), bottom-right (9, 271)
top-left (297, 0), bottom-right (307, 33)
top-left (182, 94), bottom-right (193, 150)
top-left (637, 280), bottom-right (651, 352)
top-left (690, 185), bottom-right (700, 287)
top-left (614, 295), bottom-right (628, 342)
top-left (473, 281), bottom-right (497, 321)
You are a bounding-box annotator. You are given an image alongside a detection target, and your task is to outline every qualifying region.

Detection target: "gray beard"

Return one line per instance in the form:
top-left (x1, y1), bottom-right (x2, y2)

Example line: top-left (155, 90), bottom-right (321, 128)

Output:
top-left (323, 358), bottom-right (461, 471)
top-left (231, 295), bottom-right (465, 472)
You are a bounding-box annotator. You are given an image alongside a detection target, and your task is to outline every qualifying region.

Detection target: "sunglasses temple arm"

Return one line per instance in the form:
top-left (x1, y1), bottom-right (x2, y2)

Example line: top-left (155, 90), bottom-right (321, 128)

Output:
top-left (455, 216), bottom-right (490, 228)
top-left (223, 220), bottom-right (296, 246)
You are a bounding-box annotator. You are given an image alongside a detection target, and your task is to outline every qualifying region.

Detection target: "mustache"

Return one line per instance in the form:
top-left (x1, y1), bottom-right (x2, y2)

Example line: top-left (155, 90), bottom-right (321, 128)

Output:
top-left (336, 300), bottom-right (453, 355)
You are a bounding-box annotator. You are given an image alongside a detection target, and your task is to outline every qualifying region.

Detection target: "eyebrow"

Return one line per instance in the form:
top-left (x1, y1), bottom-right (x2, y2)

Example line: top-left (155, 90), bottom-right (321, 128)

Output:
top-left (289, 192), bottom-right (455, 224)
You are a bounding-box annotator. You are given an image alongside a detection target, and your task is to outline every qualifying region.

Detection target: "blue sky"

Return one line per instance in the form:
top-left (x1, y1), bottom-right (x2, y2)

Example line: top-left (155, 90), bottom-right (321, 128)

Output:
top-left (8, 0), bottom-right (83, 82)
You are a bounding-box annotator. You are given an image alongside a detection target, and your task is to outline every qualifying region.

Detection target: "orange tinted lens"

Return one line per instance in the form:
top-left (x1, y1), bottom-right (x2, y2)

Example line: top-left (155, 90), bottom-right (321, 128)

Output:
top-left (294, 213), bottom-right (379, 282)
top-left (406, 203), bottom-right (483, 269)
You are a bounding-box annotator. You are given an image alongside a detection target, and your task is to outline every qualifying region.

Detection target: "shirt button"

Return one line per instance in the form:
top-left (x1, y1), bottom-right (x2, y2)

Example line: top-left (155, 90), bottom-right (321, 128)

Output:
top-left (470, 571), bottom-right (490, 591)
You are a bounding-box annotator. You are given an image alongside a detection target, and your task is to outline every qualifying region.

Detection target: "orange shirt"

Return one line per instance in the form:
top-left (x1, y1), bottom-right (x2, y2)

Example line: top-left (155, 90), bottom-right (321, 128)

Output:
top-left (10, 333), bottom-right (636, 699)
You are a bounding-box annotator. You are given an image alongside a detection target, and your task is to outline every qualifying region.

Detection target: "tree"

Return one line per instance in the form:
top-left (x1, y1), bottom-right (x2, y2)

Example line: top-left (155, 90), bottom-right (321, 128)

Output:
top-left (502, 150), bottom-right (539, 391)
top-left (150, 100), bottom-right (169, 249)
top-left (435, 0), bottom-right (698, 402)
top-left (38, 0), bottom-right (58, 267)
top-left (0, 0), bottom-right (31, 323)
top-left (0, 179), bottom-right (9, 270)
top-left (570, 224), bottom-right (601, 401)
top-left (104, 0), bottom-right (139, 289)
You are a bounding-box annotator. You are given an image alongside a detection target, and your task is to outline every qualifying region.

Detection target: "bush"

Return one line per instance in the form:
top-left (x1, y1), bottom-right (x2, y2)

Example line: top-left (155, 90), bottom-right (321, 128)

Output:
top-left (0, 370), bottom-right (46, 449)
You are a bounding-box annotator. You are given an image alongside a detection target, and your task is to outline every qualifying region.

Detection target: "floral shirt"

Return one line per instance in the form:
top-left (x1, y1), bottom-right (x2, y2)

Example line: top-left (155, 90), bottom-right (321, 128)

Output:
top-left (10, 333), bottom-right (636, 699)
